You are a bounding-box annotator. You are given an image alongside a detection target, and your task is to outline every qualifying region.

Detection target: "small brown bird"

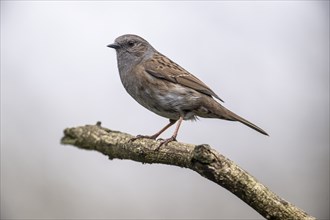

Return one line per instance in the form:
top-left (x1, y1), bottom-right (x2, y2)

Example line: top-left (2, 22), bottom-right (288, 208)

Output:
top-left (108, 34), bottom-right (268, 147)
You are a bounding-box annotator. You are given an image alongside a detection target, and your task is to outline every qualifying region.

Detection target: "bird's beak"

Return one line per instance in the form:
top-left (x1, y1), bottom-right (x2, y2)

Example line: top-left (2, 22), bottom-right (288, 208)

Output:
top-left (107, 43), bottom-right (120, 49)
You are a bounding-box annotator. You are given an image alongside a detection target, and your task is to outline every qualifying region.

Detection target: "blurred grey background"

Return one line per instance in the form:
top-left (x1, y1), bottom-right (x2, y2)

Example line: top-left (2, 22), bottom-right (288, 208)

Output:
top-left (1, 1), bottom-right (329, 219)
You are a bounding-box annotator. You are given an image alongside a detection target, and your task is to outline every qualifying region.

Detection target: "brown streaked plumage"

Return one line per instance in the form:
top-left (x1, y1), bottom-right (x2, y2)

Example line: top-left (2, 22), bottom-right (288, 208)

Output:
top-left (107, 34), bottom-right (268, 148)
top-left (144, 53), bottom-right (224, 102)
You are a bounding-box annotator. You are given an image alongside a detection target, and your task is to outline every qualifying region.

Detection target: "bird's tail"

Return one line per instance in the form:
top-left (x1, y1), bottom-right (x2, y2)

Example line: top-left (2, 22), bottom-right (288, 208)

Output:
top-left (226, 108), bottom-right (269, 136)
top-left (205, 100), bottom-right (269, 136)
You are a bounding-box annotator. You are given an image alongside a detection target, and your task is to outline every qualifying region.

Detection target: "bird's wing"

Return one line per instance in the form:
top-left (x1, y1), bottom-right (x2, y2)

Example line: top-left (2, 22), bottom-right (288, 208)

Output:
top-left (144, 52), bottom-right (224, 102)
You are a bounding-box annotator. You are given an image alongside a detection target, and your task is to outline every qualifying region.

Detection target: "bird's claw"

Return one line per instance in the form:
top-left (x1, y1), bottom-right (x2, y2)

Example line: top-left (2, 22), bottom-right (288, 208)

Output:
top-left (129, 134), bottom-right (177, 151)
top-left (155, 136), bottom-right (177, 151)
top-left (129, 134), bottom-right (157, 143)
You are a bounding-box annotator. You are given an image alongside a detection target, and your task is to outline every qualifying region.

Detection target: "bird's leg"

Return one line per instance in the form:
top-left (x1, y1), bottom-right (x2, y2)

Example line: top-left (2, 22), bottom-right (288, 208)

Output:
top-left (156, 116), bottom-right (184, 150)
top-left (130, 119), bottom-right (177, 142)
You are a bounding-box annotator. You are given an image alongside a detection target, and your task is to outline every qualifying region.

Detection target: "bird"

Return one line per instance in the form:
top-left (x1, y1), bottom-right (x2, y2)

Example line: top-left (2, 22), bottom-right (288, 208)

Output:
top-left (107, 34), bottom-right (268, 148)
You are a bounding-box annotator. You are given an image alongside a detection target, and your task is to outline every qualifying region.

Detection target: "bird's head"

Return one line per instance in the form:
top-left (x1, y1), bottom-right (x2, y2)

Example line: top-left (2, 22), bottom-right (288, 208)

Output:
top-left (107, 34), bottom-right (154, 63)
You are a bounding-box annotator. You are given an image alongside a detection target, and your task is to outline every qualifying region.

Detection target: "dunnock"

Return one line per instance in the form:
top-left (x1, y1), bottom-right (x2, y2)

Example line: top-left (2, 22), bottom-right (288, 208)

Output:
top-left (108, 34), bottom-right (268, 147)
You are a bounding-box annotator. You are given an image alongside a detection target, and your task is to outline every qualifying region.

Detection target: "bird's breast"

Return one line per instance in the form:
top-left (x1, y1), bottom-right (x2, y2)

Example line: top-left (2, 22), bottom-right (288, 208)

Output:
top-left (119, 67), bottom-right (202, 120)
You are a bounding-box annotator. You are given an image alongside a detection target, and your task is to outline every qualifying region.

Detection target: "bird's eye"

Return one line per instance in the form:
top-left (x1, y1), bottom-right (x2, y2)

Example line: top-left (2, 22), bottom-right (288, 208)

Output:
top-left (128, 41), bottom-right (135, 47)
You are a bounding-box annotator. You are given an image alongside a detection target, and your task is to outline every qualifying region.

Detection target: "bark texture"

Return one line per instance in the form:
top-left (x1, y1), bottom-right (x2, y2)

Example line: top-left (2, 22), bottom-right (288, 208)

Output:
top-left (61, 122), bottom-right (316, 220)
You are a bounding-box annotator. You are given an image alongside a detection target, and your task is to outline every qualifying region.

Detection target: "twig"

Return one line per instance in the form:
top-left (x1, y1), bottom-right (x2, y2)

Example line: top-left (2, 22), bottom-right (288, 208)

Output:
top-left (60, 122), bottom-right (316, 220)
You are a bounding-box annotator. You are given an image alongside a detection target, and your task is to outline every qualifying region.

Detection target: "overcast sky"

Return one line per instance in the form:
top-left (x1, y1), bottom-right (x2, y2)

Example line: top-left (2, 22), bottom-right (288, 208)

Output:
top-left (1, 1), bottom-right (329, 219)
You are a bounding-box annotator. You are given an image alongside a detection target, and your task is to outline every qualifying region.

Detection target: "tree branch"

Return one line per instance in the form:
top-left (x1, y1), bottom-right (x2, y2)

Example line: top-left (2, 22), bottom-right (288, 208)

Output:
top-left (60, 122), bottom-right (316, 220)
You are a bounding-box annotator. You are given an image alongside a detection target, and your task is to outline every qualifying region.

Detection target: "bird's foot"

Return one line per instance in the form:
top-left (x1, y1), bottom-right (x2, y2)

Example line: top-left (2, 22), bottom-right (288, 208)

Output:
top-left (129, 134), bottom-right (177, 151)
top-left (155, 136), bottom-right (177, 151)
top-left (129, 134), bottom-right (158, 142)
